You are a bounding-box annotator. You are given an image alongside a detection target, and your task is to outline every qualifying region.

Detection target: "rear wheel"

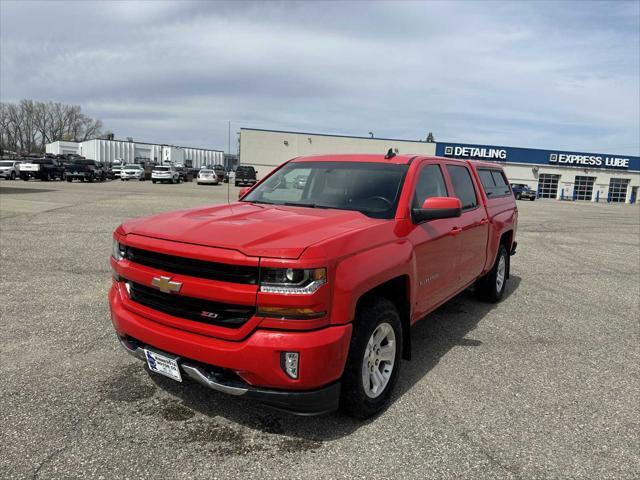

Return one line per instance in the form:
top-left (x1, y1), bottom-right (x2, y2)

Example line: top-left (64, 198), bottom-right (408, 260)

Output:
top-left (340, 298), bottom-right (402, 419)
top-left (22, 176), bottom-right (29, 181)
top-left (10, 171), bottom-right (15, 180)
top-left (152, 180), bottom-right (156, 184)
top-left (515, 193), bottom-right (521, 200)
top-left (66, 177), bottom-right (73, 182)
top-left (529, 197), bottom-right (535, 201)
top-left (476, 244), bottom-right (509, 302)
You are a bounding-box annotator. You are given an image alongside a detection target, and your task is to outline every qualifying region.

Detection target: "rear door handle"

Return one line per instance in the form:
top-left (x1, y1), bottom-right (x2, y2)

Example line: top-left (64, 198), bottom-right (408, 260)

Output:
top-left (450, 227), bottom-right (463, 236)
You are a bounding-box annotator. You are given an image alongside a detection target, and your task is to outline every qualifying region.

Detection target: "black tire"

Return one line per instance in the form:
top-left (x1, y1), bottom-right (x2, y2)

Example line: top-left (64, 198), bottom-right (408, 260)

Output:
top-left (235, 181), bottom-right (239, 187)
top-left (476, 244), bottom-right (509, 303)
top-left (152, 180), bottom-right (156, 184)
top-left (22, 176), bottom-right (29, 181)
top-left (340, 297), bottom-right (403, 419)
top-left (515, 193), bottom-right (521, 200)
top-left (139, 177), bottom-right (144, 181)
top-left (66, 177), bottom-right (73, 182)
top-left (529, 197), bottom-right (535, 201)
top-left (10, 171), bottom-right (15, 180)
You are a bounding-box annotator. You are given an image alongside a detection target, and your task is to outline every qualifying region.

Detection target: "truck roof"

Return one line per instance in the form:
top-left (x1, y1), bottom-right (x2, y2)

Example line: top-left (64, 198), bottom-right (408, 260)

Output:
top-left (290, 154), bottom-right (504, 169)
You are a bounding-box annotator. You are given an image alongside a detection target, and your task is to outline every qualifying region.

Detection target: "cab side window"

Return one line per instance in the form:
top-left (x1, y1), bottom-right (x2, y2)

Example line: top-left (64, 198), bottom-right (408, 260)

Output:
top-left (413, 164), bottom-right (448, 208)
top-left (446, 165), bottom-right (478, 210)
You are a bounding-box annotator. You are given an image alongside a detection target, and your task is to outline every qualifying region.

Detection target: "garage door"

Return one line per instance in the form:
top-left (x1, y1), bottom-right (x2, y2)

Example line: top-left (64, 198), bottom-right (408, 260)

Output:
top-left (574, 176), bottom-right (596, 201)
top-left (537, 174), bottom-right (560, 198)
top-left (608, 178), bottom-right (629, 203)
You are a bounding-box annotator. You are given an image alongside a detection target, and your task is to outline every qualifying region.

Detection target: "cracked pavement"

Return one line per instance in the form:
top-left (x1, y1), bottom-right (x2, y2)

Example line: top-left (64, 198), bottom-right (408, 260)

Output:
top-left (1, 179), bottom-right (639, 479)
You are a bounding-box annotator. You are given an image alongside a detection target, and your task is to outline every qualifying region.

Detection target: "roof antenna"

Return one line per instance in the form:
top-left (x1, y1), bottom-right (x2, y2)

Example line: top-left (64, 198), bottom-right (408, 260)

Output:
top-left (384, 148), bottom-right (396, 159)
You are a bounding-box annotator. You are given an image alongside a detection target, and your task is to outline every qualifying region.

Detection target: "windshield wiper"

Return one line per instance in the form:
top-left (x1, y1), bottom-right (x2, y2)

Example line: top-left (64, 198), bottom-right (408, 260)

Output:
top-left (283, 202), bottom-right (318, 208)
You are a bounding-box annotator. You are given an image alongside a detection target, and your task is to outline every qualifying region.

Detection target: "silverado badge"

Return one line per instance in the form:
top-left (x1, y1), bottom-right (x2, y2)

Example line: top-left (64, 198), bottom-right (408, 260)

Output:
top-left (151, 276), bottom-right (182, 294)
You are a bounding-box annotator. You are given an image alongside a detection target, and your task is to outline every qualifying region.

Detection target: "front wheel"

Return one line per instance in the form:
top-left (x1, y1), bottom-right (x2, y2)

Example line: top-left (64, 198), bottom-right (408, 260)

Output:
top-left (476, 244), bottom-right (509, 302)
top-left (515, 193), bottom-right (521, 200)
top-left (152, 180), bottom-right (156, 184)
top-left (10, 171), bottom-right (15, 180)
top-left (66, 177), bottom-right (73, 182)
top-left (340, 298), bottom-right (402, 419)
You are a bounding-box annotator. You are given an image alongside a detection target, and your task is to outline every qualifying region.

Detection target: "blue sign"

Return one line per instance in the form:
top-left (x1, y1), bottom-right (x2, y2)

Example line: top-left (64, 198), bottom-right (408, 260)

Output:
top-left (436, 142), bottom-right (640, 172)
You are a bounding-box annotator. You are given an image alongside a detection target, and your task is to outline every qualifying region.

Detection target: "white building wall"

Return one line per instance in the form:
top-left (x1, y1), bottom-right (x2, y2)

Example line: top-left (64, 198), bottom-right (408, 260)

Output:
top-left (501, 163), bottom-right (639, 203)
top-left (46, 141), bottom-right (80, 155)
top-left (240, 128), bottom-right (437, 179)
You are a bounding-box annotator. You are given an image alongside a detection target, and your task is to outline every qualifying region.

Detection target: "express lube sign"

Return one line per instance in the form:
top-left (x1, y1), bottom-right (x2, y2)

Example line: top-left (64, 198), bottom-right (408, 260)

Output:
top-left (437, 142), bottom-right (638, 171)
top-left (549, 153), bottom-right (629, 169)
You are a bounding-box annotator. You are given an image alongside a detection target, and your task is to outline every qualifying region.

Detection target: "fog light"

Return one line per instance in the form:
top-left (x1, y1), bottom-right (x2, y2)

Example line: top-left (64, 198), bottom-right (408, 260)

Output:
top-left (281, 352), bottom-right (299, 379)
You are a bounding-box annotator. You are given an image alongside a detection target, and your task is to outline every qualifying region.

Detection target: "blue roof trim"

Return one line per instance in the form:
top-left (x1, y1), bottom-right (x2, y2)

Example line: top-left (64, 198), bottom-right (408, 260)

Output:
top-left (436, 142), bottom-right (640, 172)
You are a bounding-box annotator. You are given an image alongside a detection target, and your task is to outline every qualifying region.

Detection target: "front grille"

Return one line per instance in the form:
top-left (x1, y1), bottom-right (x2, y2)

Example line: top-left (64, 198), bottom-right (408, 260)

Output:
top-left (124, 246), bottom-right (258, 285)
top-left (127, 281), bottom-right (255, 328)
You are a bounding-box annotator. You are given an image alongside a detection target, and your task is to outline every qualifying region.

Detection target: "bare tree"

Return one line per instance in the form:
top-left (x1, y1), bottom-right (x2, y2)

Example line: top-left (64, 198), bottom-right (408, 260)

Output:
top-left (0, 100), bottom-right (104, 155)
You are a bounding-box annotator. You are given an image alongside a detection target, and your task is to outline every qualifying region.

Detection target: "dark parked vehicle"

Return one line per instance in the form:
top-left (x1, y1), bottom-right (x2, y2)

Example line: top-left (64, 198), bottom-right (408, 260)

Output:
top-left (175, 165), bottom-right (188, 182)
top-left (234, 165), bottom-right (257, 186)
top-left (20, 156), bottom-right (65, 181)
top-left (510, 183), bottom-right (537, 201)
top-left (65, 159), bottom-right (107, 182)
top-left (212, 164), bottom-right (225, 183)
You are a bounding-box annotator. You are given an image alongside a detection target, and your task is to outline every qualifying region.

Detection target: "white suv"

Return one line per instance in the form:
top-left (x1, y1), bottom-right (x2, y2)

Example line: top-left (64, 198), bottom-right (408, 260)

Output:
top-left (151, 165), bottom-right (181, 184)
top-left (0, 160), bottom-right (21, 180)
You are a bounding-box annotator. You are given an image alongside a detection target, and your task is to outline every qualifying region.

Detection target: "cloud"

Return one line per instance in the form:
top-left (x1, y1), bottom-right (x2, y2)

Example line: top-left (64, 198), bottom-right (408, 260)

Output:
top-left (1, 0), bottom-right (638, 155)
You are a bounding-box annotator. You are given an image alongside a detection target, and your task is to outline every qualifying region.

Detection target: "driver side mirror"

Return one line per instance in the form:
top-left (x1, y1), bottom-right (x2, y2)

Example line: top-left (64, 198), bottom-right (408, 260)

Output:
top-left (411, 197), bottom-right (461, 223)
top-left (238, 187), bottom-right (251, 199)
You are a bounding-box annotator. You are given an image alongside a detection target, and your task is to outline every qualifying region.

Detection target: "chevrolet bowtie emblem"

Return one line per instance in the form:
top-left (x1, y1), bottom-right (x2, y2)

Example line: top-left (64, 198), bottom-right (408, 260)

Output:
top-left (151, 276), bottom-right (182, 294)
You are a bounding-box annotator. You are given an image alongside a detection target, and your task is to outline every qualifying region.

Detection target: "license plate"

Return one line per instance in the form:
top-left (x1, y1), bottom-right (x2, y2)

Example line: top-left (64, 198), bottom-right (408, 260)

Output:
top-left (144, 349), bottom-right (182, 382)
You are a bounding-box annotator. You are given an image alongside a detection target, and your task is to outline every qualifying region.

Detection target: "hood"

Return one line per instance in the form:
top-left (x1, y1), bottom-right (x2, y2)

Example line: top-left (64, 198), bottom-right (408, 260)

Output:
top-left (121, 202), bottom-right (376, 259)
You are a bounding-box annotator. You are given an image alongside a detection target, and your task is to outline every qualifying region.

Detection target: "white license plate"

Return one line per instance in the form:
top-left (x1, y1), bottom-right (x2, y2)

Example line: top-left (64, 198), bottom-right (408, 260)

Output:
top-left (144, 349), bottom-right (182, 382)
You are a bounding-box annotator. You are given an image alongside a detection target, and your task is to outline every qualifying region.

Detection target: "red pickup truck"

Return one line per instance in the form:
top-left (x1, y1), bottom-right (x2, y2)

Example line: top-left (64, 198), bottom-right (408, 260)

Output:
top-left (109, 154), bottom-right (517, 418)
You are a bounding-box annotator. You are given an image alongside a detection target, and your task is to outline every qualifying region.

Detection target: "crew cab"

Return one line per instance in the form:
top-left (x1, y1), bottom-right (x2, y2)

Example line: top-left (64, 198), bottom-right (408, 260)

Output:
top-left (510, 183), bottom-right (537, 201)
top-left (151, 165), bottom-right (181, 184)
top-left (109, 154), bottom-right (517, 418)
top-left (20, 156), bottom-right (64, 181)
top-left (0, 160), bottom-right (21, 180)
top-left (65, 159), bottom-right (107, 182)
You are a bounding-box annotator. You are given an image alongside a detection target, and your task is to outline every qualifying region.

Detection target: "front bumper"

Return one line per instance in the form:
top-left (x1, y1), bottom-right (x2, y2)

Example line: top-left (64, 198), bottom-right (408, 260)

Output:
top-left (118, 336), bottom-right (340, 415)
top-left (109, 284), bottom-right (351, 414)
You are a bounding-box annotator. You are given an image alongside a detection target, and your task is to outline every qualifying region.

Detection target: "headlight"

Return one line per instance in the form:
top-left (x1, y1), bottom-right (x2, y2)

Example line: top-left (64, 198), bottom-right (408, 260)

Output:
top-left (112, 239), bottom-right (126, 261)
top-left (260, 268), bottom-right (326, 294)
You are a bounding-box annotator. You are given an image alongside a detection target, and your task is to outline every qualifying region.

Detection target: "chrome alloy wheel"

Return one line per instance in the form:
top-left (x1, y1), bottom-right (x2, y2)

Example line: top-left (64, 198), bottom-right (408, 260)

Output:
top-left (362, 322), bottom-right (396, 399)
top-left (496, 254), bottom-right (506, 292)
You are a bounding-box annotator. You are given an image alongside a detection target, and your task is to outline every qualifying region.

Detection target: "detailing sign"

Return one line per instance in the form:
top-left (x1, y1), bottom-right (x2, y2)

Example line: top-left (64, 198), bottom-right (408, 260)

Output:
top-left (437, 143), bottom-right (638, 171)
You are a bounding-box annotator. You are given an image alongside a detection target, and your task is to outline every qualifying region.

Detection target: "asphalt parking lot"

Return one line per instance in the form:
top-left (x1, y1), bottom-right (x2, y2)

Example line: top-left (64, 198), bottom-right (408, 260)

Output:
top-left (1, 179), bottom-right (638, 479)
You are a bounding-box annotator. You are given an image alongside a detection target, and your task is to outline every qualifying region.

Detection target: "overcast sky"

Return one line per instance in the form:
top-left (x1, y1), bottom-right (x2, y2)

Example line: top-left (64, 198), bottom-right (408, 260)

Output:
top-left (1, 0), bottom-right (639, 155)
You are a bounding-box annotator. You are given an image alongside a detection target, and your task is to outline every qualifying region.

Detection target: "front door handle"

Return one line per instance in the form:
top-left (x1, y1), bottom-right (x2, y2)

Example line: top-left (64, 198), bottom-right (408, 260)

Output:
top-left (450, 227), bottom-right (463, 236)
top-left (479, 218), bottom-right (489, 225)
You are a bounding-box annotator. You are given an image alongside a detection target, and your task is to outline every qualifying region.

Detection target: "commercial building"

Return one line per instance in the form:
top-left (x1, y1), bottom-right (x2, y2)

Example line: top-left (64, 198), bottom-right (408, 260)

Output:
top-left (239, 128), bottom-right (639, 204)
top-left (46, 138), bottom-right (224, 169)
top-left (239, 128), bottom-right (436, 179)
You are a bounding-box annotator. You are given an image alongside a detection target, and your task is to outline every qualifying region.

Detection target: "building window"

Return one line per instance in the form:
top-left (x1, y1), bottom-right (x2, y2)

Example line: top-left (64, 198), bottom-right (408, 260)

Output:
top-left (574, 176), bottom-right (596, 201)
top-left (608, 178), bottom-right (630, 203)
top-left (537, 173), bottom-right (560, 198)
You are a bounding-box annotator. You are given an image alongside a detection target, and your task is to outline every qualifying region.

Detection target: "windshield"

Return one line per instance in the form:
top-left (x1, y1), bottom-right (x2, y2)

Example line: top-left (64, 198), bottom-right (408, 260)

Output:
top-left (242, 161), bottom-right (408, 219)
top-left (200, 169), bottom-right (213, 174)
top-left (154, 167), bottom-right (170, 171)
top-left (124, 164), bottom-right (141, 169)
top-left (72, 160), bottom-right (95, 165)
top-left (0, 161), bottom-right (13, 167)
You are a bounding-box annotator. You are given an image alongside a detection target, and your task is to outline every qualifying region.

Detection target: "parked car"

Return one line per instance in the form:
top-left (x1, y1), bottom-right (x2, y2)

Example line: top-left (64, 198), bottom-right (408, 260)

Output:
top-left (0, 160), bottom-right (21, 180)
top-left (234, 165), bottom-right (257, 186)
top-left (196, 169), bottom-right (219, 185)
top-left (111, 162), bottom-right (124, 179)
top-left (120, 164), bottom-right (146, 181)
top-left (211, 164), bottom-right (225, 183)
top-left (174, 165), bottom-right (188, 183)
top-left (109, 154), bottom-right (518, 418)
top-left (510, 183), bottom-right (537, 201)
top-left (20, 156), bottom-right (65, 181)
top-left (294, 175), bottom-right (308, 189)
top-left (151, 165), bottom-right (181, 184)
top-left (65, 159), bottom-right (107, 182)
